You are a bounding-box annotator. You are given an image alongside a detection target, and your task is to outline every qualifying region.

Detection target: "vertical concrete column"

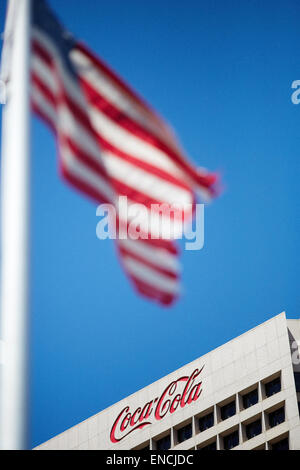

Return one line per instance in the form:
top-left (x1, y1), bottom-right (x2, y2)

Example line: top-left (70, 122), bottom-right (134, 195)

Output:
top-left (214, 404), bottom-right (220, 425)
top-left (258, 381), bottom-right (264, 401)
top-left (237, 392), bottom-right (243, 413)
top-left (192, 416), bottom-right (196, 437)
top-left (170, 427), bottom-right (175, 448)
top-left (289, 427), bottom-right (300, 450)
top-left (239, 422), bottom-right (245, 446)
top-left (265, 440), bottom-right (269, 450)
top-left (262, 410), bottom-right (267, 433)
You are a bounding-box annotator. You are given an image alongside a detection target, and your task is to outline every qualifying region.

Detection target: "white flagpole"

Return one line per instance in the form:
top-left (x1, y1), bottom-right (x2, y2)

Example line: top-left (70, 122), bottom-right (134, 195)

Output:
top-left (0, 0), bottom-right (31, 450)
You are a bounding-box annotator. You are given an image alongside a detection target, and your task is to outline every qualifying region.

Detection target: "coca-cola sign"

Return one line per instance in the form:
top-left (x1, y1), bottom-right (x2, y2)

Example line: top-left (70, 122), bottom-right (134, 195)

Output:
top-left (110, 366), bottom-right (204, 443)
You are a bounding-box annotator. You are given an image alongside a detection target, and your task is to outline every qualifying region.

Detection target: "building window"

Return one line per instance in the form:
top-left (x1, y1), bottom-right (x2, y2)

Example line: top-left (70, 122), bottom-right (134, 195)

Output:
top-left (156, 435), bottom-right (171, 450)
top-left (294, 372), bottom-right (300, 392)
top-left (199, 441), bottom-right (217, 451)
top-left (265, 377), bottom-right (281, 397)
top-left (223, 431), bottom-right (239, 450)
top-left (242, 389), bottom-right (258, 409)
top-left (220, 401), bottom-right (236, 421)
top-left (245, 419), bottom-right (262, 440)
top-left (271, 438), bottom-right (289, 450)
top-left (177, 423), bottom-right (192, 443)
top-left (199, 412), bottom-right (214, 432)
top-left (268, 407), bottom-right (285, 428)
top-left (132, 441), bottom-right (150, 450)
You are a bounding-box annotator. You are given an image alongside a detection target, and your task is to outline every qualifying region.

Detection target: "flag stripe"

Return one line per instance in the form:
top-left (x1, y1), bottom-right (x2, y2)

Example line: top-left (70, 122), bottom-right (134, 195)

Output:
top-left (31, 76), bottom-right (107, 172)
top-left (74, 43), bottom-right (177, 146)
top-left (79, 73), bottom-right (217, 193)
top-left (119, 247), bottom-right (178, 280)
top-left (118, 238), bottom-right (179, 273)
top-left (32, 77), bottom-right (193, 222)
top-left (74, 44), bottom-right (218, 192)
top-left (121, 256), bottom-right (179, 294)
top-left (102, 152), bottom-right (192, 207)
top-left (32, 50), bottom-right (196, 196)
top-left (33, 40), bottom-right (196, 203)
top-left (71, 48), bottom-right (179, 152)
top-left (31, 0), bottom-right (218, 305)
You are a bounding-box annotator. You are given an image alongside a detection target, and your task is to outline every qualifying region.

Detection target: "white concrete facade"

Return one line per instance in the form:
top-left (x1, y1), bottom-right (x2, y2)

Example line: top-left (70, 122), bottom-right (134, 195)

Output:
top-left (35, 312), bottom-right (300, 450)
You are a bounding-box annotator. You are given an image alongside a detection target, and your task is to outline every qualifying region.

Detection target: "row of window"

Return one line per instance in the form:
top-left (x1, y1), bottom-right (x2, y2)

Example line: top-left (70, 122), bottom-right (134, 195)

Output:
top-left (152, 404), bottom-right (285, 450)
top-left (195, 375), bottom-right (282, 435)
top-left (200, 436), bottom-right (289, 451)
top-left (134, 371), bottom-right (290, 451)
top-left (197, 406), bottom-right (285, 450)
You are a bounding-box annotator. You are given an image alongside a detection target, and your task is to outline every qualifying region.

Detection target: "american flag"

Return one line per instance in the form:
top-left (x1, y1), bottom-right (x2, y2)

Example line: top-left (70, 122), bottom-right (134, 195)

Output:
top-left (31, 0), bottom-right (218, 306)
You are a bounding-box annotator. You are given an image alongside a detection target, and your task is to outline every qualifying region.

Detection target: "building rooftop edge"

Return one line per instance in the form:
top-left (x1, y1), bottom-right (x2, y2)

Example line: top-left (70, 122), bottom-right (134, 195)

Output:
top-left (37, 310), bottom-right (290, 447)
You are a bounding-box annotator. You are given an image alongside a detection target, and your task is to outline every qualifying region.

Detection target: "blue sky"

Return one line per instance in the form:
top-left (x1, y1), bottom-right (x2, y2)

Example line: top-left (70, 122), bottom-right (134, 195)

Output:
top-left (0, 0), bottom-right (299, 448)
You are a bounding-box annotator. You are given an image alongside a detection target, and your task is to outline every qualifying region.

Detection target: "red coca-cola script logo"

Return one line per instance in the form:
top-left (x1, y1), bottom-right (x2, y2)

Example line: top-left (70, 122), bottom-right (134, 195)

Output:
top-left (110, 366), bottom-right (204, 443)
